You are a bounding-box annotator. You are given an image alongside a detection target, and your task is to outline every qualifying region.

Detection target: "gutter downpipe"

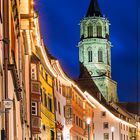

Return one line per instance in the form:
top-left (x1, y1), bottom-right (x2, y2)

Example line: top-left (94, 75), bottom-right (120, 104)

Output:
top-left (3, 0), bottom-right (9, 139)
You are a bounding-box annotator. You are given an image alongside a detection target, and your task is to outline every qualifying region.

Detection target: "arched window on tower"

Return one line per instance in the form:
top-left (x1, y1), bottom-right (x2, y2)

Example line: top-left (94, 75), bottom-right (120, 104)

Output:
top-left (107, 50), bottom-right (110, 65)
top-left (98, 49), bottom-right (103, 62)
top-left (87, 25), bottom-right (93, 37)
top-left (88, 48), bottom-right (92, 62)
top-left (97, 25), bottom-right (102, 37)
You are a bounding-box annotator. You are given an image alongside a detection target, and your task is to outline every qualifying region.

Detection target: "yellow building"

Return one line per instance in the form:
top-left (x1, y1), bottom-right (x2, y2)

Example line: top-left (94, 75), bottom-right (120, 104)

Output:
top-left (39, 62), bottom-right (56, 140)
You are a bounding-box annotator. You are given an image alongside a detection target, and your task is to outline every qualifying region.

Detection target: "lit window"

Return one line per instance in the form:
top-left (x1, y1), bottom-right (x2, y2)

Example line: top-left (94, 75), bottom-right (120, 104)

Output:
top-left (32, 102), bottom-right (37, 115)
top-left (104, 133), bottom-right (109, 140)
top-left (98, 49), bottom-right (103, 62)
top-left (97, 25), bottom-right (102, 37)
top-left (31, 64), bottom-right (37, 80)
top-left (103, 122), bottom-right (109, 129)
top-left (87, 25), bottom-right (93, 37)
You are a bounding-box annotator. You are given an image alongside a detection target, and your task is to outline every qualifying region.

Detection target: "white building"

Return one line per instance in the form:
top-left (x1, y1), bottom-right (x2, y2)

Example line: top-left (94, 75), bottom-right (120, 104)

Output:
top-left (52, 60), bottom-right (73, 140)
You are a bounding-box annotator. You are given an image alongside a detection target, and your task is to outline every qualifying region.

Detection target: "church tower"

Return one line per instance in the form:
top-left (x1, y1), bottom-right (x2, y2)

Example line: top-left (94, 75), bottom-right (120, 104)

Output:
top-left (78, 0), bottom-right (118, 102)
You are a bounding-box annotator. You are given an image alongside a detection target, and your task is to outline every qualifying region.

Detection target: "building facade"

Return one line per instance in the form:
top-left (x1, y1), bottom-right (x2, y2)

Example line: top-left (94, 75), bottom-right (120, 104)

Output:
top-left (0, 0), bottom-right (139, 140)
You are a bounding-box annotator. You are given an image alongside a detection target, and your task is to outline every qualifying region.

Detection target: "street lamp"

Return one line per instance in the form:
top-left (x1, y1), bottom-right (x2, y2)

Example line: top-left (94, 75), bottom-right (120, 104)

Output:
top-left (111, 126), bottom-right (115, 140)
top-left (87, 118), bottom-right (91, 140)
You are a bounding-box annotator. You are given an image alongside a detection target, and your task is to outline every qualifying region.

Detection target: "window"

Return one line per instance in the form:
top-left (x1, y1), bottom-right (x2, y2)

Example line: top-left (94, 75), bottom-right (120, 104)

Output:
top-left (44, 93), bottom-right (47, 107)
top-left (50, 130), bottom-right (54, 140)
top-left (40, 66), bottom-right (43, 76)
top-left (79, 118), bottom-right (81, 127)
top-left (45, 73), bottom-right (48, 82)
top-left (88, 50), bottom-right (92, 62)
top-left (76, 116), bottom-right (78, 126)
top-left (73, 114), bottom-right (75, 123)
top-left (58, 101), bottom-right (61, 115)
top-left (48, 97), bottom-right (52, 112)
top-left (123, 124), bottom-right (125, 130)
top-left (87, 25), bottom-right (93, 37)
top-left (104, 133), bottom-right (109, 140)
top-left (126, 135), bottom-right (128, 140)
top-left (107, 50), bottom-right (110, 65)
top-left (121, 134), bottom-right (123, 140)
top-left (98, 49), bottom-right (103, 62)
top-left (76, 95), bottom-right (78, 104)
top-left (31, 64), bottom-right (37, 80)
top-left (103, 122), bottom-right (109, 129)
top-left (32, 102), bottom-right (37, 115)
top-left (97, 25), bottom-right (102, 37)
top-left (101, 111), bottom-right (106, 117)
top-left (40, 88), bottom-right (43, 102)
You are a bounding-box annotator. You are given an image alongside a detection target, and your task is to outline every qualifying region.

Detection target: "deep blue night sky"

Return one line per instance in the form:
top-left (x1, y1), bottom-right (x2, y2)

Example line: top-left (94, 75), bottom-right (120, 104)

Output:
top-left (35, 0), bottom-right (140, 102)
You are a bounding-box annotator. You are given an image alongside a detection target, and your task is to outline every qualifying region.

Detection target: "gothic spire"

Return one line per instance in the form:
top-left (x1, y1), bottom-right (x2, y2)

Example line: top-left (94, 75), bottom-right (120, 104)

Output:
top-left (86, 0), bottom-right (102, 17)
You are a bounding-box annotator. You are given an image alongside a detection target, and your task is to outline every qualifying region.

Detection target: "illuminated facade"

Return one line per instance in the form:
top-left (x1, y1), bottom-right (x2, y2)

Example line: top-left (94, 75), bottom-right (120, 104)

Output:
top-left (0, 0), bottom-right (139, 140)
top-left (78, 0), bottom-right (118, 102)
top-left (70, 86), bottom-right (94, 140)
top-left (52, 60), bottom-right (70, 140)
top-left (0, 0), bottom-right (23, 139)
top-left (39, 59), bottom-right (56, 140)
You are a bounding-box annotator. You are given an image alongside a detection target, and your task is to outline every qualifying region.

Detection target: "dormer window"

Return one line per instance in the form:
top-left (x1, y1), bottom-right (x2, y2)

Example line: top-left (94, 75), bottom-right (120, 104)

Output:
top-left (87, 25), bottom-right (93, 37)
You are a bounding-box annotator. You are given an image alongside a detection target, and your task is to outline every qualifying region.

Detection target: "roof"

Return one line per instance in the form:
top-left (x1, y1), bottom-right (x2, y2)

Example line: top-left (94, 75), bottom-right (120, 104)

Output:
top-left (76, 63), bottom-right (136, 123)
top-left (86, 0), bottom-right (102, 17)
top-left (118, 102), bottom-right (140, 116)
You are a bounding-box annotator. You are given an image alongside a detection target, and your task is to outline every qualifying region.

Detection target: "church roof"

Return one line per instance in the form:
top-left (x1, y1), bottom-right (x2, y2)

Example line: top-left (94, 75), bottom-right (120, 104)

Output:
top-left (86, 0), bottom-right (102, 17)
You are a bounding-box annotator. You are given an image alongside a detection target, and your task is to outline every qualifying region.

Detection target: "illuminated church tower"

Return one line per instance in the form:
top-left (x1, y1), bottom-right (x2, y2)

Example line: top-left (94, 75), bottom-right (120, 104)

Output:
top-left (78, 0), bottom-right (118, 102)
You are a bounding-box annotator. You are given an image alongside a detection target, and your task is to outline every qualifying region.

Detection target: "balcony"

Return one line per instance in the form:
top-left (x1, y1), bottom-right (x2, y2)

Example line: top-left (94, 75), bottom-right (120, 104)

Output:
top-left (31, 81), bottom-right (41, 101)
top-left (32, 115), bottom-right (41, 134)
top-left (31, 81), bottom-right (40, 94)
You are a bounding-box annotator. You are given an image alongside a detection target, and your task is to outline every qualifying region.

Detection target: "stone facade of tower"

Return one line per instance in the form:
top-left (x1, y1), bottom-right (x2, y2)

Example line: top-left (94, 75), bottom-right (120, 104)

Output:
top-left (78, 0), bottom-right (118, 102)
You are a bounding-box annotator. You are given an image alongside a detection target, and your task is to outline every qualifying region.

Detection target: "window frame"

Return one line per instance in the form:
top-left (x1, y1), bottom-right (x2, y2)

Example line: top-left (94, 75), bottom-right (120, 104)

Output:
top-left (32, 101), bottom-right (38, 116)
top-left (87, 25), bottom-right (93, 37)
top-left (88, 50), bottom-right (93, 62)
top-left (97, 25), bottom-right (102, 37)
top-left (104, 133), bottom-right (109, 140)
top-left (103, 122), bottom-right (109, 129)
top-left (98, 49), bottom-right (103, 62)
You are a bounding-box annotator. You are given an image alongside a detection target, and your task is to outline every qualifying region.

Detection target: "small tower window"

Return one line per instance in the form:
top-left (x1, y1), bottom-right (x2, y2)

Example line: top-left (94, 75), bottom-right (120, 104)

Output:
top-left (98, 49), bottom-right (103, 62)
top-left (88, 49), bottom-right (92, 62)
top-left (87, 25), bottom-right (93, 37)
top-left (97, 25), bottom-right (102, 37)
top-left (107, 50), bottom-right (110, 65)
